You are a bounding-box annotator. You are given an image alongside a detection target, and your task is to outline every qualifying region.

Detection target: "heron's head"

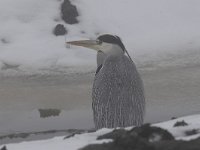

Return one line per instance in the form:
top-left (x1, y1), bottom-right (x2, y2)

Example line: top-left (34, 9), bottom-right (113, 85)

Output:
top-left (67, 34), bottom-right (126, 56)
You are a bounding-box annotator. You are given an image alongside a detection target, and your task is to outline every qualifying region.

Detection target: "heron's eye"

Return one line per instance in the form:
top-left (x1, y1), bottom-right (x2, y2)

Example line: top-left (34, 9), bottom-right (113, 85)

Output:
top-left (96, 40), bottom-right (102, 45)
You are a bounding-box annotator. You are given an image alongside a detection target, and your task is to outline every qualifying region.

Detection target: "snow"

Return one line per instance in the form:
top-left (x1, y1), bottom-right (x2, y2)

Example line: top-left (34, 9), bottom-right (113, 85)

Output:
top-left (1, 114), bottom-right (200, 149)
top-left (2, 128), bottom-right (113, 150)
top-left (1, 0), bottom-right (200, 75)
top-left (155, 114), bottom-right (200, 141)
top-left (0, 0), bottom-right (94, 74)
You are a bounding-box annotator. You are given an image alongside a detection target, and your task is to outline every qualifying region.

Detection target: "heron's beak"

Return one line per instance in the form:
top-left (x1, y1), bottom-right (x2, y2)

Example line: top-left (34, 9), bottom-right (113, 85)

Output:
top-left (66, 40), bottom-right (100, 51)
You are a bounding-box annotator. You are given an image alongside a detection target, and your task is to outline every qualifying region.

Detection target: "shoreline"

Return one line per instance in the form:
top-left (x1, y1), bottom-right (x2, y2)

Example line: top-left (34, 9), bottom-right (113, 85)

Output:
top-left (0, 63), bottom-right (200, 137)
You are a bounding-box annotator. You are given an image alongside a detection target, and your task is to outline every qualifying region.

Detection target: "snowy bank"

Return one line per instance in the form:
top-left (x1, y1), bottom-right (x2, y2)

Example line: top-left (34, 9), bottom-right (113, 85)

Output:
top-left (1, 114), bottom-right (200, 150)
top-left (1, 0), bottom-right (200, 75)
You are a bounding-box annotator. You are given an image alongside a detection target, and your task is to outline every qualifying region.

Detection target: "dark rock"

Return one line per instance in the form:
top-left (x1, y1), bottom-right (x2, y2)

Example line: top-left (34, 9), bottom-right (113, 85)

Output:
top-left (174, 120), bottom-right (188, 127)
top-left (82, 132), bottom-right (155, 150)
top-left (82, 125), bottom-right (175, 150)
top-left (53, 24), bottom-right (67, 36)
top-left (97, 129), bottom-right (127, 140)
top-left (185, 129), bottom-right (199, 136)
top-left (81, 124), bottom-right (200, 150)
top-left (0, 146), bottom-right (7, 150)
top-left (131, 124), bottom-right (174, 142)
top-left (61, 0), bottom-right (79, 24)
top-left (98, 124), bottom-right (174, 142)
top-left (155, 137), bottom-right (200, 150)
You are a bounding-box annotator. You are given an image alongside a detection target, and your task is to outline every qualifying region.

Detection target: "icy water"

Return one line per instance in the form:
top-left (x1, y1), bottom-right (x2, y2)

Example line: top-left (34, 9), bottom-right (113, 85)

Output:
top-left (0, 50), bottom-right (200, 141)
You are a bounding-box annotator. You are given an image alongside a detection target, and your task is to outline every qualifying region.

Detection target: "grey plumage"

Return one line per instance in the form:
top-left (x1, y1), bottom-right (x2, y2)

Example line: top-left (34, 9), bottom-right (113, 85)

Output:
top-left (97, 51), bottom-right (106, 68)
top-left (92, 55), bottom-right (145, 129)
top-left (66, 34), bottom-right (145, 129)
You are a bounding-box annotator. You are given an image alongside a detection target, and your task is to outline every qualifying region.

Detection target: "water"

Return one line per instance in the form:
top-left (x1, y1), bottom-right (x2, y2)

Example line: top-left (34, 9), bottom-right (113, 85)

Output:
top-left (0, 50), bottom-right (200, 140)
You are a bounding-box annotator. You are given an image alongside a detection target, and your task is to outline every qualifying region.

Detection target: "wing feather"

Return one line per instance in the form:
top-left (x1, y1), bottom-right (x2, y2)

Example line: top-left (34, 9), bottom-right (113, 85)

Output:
top-left (92, 55), bottom-right (145, 129)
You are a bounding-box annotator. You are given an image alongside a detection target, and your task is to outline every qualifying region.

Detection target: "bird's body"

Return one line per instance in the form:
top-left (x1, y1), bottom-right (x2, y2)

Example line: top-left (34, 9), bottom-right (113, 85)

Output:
top-left (67, 34), bottom-right (145, 129)
top-left (92, 55), bottom-right (145, 129)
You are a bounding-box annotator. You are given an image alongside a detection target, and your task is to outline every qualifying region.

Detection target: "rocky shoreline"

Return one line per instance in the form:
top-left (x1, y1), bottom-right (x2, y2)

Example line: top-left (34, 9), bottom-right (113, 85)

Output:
top-left (82, 124), bottom-right (200, 150)
top-left (1, 115), bottom-right (200, 150)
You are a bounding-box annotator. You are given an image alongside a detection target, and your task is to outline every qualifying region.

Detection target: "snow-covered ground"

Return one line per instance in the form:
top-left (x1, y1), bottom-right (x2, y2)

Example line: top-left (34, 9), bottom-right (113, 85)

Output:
top-left (1, 114), bottom-right (200, 150)
top-left (154, 114), bottom-right (200, 141)
top-left (1, 0), bottom-right (200, 75)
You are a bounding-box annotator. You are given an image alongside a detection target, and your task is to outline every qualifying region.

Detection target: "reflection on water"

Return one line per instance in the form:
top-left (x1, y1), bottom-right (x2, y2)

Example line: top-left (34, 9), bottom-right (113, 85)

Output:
top-left (38, 109), bottom-right (61, 118)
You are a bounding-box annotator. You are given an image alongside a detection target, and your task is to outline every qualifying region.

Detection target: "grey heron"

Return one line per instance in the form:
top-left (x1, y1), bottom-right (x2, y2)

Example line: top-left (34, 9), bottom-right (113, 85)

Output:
top-left (67, 34), bottom-right (145, 129)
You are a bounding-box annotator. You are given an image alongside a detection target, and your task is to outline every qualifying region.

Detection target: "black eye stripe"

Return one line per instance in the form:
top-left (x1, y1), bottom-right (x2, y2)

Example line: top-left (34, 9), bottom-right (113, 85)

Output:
top-left (98, 35), bottom-right (118, 43)
top-left (97, 34), bottom-right (125, 51)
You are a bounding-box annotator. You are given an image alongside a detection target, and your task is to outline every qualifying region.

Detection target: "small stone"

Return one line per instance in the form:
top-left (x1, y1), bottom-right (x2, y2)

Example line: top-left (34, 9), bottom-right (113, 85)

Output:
top-left (171, 117), bottom-right (177, 120)
top-left (53, 24), bottom-right (67, 36)
top-left (173, 120), bottom-right (188, 127)
top-left (185, 129), bottom-right (199, 136)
